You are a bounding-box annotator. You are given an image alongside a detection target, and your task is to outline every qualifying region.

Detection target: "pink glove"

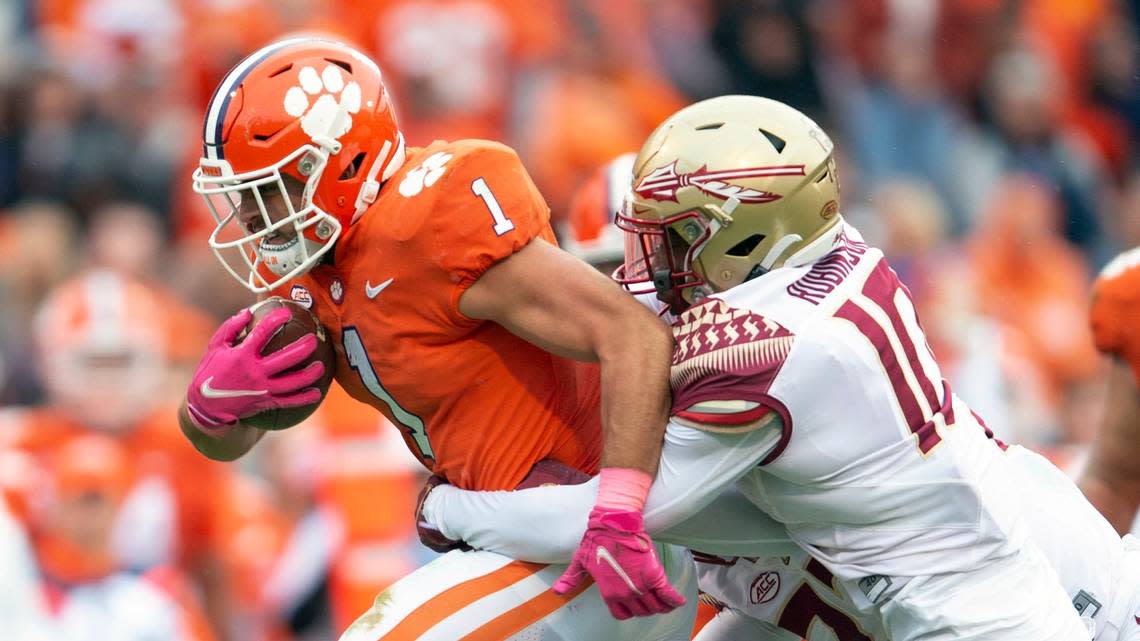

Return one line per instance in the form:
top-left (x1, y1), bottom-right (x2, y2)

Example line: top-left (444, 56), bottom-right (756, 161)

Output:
top-left (552, 506), bottom-right (685, 619)
top-left (186, 308), bottom-right (325, 433)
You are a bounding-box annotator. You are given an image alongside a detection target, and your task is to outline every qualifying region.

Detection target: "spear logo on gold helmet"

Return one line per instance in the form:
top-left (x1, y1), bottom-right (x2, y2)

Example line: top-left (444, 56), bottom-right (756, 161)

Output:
top-left (615, 95), bottom-right (842, 313)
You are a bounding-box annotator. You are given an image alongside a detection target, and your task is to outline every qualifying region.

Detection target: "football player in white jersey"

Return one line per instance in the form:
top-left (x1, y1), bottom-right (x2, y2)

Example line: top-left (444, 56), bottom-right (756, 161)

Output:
top-left (418, 95), bottom-right (1093, 640)
top-left (555, 153), bottom-right (1140, 641)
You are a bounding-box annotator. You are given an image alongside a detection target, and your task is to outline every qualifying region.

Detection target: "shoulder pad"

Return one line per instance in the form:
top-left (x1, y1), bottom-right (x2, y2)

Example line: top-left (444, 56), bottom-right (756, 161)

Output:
top-left (393, 139), bottom-right (521, 200)
top-left (394, 139), bottom-right (551, 304)
top-left (670, 299), bottom-right (794, 433)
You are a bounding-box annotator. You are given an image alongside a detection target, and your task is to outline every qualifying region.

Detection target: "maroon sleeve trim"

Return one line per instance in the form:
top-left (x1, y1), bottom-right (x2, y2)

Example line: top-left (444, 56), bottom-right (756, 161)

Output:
top-left (758, 396), bottom-right (793, 466)
top-left (674, 404), bottom-right (772, 427)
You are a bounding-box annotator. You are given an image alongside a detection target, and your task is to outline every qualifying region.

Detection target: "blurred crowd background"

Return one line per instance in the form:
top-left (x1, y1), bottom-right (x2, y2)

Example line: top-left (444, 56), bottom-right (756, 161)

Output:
top-left (0, 0), bottom-right (1138, 640)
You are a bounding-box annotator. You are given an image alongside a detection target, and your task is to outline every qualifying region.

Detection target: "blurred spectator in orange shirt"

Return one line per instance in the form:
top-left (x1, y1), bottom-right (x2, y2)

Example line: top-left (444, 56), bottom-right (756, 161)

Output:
top-left (1, 269), bottom-right (236, 640)
top-left (1075, 3), bottom-right (1140, 181)
top-left (967, 175), bottom-right (1100, 403)
top-left (1019, 0), bottom-right (1110, 112)
top-left (515, 6), bottom-right (685, 219)
top-left (336, 0), bottom-right (568, 145)
top-left (23, 433), bottom-right (217, 641)
top-left (965, 46), bottom-right (1112, 262)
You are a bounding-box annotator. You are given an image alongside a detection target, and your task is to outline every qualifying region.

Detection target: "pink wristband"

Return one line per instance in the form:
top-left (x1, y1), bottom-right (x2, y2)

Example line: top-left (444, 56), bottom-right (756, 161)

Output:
top-left (595, 467), bottom-right (653, 512)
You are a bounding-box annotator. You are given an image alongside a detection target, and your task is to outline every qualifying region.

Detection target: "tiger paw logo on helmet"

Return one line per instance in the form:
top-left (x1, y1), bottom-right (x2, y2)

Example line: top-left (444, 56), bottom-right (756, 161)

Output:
top-left (399, 152), bottom-right (453, 197)
top-left (283, 65), bottom-right (362, 140)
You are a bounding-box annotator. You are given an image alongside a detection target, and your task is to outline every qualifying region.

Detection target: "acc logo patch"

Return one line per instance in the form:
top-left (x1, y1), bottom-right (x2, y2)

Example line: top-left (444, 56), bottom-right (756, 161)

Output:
top-left (290, 284), bottom-right (313, 309)
top-left (750, 571), bottom-right (780, 604)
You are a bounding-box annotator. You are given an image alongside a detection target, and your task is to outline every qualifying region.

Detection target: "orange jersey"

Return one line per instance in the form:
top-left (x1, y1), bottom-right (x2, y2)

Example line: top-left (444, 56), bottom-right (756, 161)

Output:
top-left (0, 406), bottom-right (233, 567)
top-left (1090, 247), bottom-right (1140, 382)
top-left (273, 139), bottom-right (602, 490)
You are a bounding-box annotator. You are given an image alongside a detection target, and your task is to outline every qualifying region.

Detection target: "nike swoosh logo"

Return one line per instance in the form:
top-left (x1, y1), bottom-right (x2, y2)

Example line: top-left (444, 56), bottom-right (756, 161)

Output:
top-left (366, 278), bottom-right (394, 299)
top-left (596, 546), bottom-right (643, 596)
top-left (199, 377), bottom-right (268, 399)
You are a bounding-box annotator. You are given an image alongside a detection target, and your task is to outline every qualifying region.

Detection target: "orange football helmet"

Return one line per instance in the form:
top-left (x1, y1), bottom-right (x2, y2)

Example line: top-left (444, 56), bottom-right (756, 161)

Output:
top-left (192, 37), bottom-right (405, 292)
top-left (560, 153), bottom-right (635, 274)
top-left (33, 270), bottom-right (167, 433)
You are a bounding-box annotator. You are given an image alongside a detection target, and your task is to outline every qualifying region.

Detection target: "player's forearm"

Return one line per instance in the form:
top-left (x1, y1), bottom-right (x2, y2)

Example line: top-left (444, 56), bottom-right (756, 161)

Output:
top-left (1080, 358), bottom-right (1140, 534)
top-left (178, 401), bottom-right (265, 462)
top-left (597, 313), bottom-right (674, 475)
top-left (427, 477), bottom-right (596, 562)
top-left (426, 422), bottom-right (787, 561)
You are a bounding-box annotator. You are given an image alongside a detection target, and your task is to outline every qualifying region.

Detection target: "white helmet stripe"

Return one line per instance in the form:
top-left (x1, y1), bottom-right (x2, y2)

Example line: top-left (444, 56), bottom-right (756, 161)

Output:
top-left (202, 37), bottom-right (316, 161)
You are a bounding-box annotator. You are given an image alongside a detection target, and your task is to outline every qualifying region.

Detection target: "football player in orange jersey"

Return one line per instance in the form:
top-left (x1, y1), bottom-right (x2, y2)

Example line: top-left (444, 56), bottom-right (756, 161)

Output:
top-left (9, 269), bottom-right (236, 641)
top-left (180, 37), bottom-right (695, 639)
top-left (23, 433), bottom-right (218, 641)
top-left (1081, 247), bottom-right (1140, 534)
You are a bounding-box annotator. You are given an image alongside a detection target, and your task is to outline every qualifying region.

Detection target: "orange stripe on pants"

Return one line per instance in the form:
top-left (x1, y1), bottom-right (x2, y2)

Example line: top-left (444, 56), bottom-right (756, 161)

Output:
top-left (383, 561), bottom-right (546, 641)
top-left (460, 579), bottom-right (594, 641)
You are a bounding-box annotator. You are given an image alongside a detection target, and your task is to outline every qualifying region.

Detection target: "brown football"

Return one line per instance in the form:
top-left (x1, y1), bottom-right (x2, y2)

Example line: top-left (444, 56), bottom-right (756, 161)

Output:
top-left (237, 297), bottom-right (335, 430)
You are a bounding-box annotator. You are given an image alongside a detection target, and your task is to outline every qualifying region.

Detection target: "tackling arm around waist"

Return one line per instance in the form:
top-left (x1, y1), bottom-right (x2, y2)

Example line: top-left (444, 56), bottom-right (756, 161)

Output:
top-left (422, 420), bottom-right (795, 562)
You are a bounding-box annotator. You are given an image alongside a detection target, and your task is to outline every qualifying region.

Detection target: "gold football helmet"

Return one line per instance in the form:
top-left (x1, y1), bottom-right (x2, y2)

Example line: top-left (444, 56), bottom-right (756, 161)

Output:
top-left (615, 95), bottom-right (841, 312)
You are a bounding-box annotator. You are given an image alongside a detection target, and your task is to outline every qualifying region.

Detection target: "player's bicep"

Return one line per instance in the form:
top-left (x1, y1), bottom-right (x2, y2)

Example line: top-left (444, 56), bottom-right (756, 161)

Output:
top-left (1081, 357), bottom-right (1140, 532)
top-left (459, 238), bottom-right (650, 362)
top-left (1087, 358), bottom-right (1140, 484)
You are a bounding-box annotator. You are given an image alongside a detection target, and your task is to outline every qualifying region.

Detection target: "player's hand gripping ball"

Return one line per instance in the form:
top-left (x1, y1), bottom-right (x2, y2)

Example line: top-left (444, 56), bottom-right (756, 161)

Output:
top-left (238, 298), bottom-right (336, 430)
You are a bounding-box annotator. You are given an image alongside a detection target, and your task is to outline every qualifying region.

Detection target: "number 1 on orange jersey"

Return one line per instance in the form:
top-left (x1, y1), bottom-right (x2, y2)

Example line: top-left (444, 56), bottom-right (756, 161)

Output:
top-left (343, 326), bottom-right (434, 461)
top-left (472, 178), bottom-right (515, 236)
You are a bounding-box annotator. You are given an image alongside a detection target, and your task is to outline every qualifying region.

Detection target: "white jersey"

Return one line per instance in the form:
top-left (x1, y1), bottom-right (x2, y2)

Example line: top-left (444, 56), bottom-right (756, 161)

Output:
top-left (1004, 446), bottom-right (1140, 641)
top-left (671, 224), bottom-right (1024, 596)
top-left (693, 551), bottom-right (885, 641)
top-left (696, 445), bottom-right (1140, 640)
